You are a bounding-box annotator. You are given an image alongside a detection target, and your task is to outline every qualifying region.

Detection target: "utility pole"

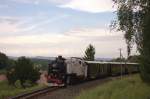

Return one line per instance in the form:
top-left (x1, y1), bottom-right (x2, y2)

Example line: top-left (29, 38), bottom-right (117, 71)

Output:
top-left (119, 48), bottom-right (123, 79)
top-left (119, 48), bottom-right (122, 59)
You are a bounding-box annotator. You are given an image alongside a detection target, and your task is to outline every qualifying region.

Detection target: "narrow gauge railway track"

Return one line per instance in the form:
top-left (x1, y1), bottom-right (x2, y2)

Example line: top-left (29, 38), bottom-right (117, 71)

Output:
top-left (8, 74), bottom-right (138, 99)
top-left (9, 86), bottom-right (60, 99)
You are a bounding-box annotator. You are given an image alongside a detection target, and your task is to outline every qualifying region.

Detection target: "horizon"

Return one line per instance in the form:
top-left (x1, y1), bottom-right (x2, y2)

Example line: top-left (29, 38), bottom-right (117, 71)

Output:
top-left (8, 55), bottom-right (114, 59)
top-left (0, 0), bottom-right (137, 58)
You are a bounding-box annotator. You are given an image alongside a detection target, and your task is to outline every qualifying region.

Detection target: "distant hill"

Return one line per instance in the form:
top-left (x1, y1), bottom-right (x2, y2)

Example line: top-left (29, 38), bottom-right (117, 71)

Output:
top-left (9, 56), bottom-right (113, 61)
top-left (8, 56), bottom-right (18, 60)
top-left (30, 58), bottom-right (50, 70)
top-left (8, 56), bottom-right (113, 70)
top-left (28, 57), bottom-right (56, 70)
top-left (34, 56), bottom-right (55, 60)
top-left (8, 56), bottom-right (55, 70)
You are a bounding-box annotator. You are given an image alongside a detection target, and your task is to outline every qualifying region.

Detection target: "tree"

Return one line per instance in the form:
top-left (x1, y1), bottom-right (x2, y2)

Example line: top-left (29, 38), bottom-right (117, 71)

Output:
top-left (84, 44), bottom-right (95, 61)
top-left (140, 9), bottom-right (150, 82)
top-left (16, 57), bottom-right (41, 88)
top-left (6, 59), bottom-right (17, 86)
top-left (111, 57), bottom-right (126, 62)
top-left (6, 66), bottom-right (17, 86)
top-left (0, 52), bottom-right (9, 69)
top-left (7, 57), bottom-right (41, 88)
top-left (127, 55), bottom-right (140, 62)
top-left (112, 0), bottom-right (150, 82)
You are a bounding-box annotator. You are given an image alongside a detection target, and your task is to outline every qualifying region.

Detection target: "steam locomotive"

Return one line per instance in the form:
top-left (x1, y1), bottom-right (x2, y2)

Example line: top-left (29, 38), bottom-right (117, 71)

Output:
top-left (46, 56), bottom-right (139, 86)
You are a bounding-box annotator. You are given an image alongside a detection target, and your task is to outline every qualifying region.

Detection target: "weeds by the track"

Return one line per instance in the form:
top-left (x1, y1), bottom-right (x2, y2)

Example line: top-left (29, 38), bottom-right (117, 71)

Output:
top-left (76, 74), bottom-right (150, 99)
top-left (0, 81), bottom-right (45, 99)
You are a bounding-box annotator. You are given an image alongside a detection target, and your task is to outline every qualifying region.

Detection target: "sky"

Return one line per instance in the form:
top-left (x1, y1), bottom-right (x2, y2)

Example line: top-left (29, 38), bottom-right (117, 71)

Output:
top-left (0, 0), bottom-right (137, 58)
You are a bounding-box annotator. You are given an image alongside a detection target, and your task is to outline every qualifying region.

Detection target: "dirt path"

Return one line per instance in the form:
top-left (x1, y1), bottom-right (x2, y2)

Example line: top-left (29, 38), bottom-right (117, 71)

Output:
top-left (38, 71), bottom-right (47, 85)
top-left (0, 74), bottom-right (7, 81)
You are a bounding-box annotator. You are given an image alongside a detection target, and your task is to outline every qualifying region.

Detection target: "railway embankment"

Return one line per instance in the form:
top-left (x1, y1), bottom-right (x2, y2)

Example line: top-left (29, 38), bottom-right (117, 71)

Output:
top-left (76, 74), bottom-right (150, 99)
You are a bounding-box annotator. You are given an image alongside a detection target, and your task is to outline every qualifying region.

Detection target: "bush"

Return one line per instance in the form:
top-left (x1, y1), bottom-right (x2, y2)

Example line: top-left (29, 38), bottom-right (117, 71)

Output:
top-left (6, 57), bottom-right (41, 88)
top-left (0, 52), bottom-right (9, 69)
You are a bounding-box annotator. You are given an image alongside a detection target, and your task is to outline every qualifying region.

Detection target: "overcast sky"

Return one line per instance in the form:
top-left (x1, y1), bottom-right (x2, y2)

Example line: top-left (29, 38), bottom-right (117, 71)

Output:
top-left (0, 0), bottom-right (137, 58)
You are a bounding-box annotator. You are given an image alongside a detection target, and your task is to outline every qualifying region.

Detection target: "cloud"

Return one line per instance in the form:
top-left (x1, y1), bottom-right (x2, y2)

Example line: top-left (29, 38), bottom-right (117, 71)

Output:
top-left (0, 16), bottom-right (33, 35)
top-left (47, 0), bottom-right (69, 4)
top-left (11, 0), bottom-right (69, 5)
top-left (11, 0), bottom-right (40, 5)
top-left (0, 4), bottom-right (9, 8)
top-left (0, 33), bottom-right (78, 44)
top-left (0, 27), bottom-right (129, 57)
top-left (65, 27), bottom-right (122, 38)
top-left (0, 16), bottom-right (20, 24)
top-left (59, 0), bottom-right (115, 13)
top-left (20, 14), bottom-right (69, 32)
top-left (0, 14), bottom-right (69, 36)
top-left (0, 0), bottom-right (128, 57)
top-left (11, 0), bottom-right (115, 13)
top-left (0, 16), bottom-right (21, 33)
top-left (0, 27), bottom-right (122, 44)
top-left (0, 33), bottom-right (82, 57)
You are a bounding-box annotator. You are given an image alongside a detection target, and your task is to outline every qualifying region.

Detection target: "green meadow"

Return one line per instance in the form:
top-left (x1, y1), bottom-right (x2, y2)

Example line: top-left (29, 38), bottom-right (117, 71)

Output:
top-left (76, 74), bottom-right (150, 99)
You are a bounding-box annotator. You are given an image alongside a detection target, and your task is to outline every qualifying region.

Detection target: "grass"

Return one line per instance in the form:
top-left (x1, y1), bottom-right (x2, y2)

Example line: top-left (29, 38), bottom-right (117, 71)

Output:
top-left (0, 69), bottom-right (6, 75)
top-left (0, 81), bottom-right (45, 99)
top-left (76, 74), bottom-right (150, 99)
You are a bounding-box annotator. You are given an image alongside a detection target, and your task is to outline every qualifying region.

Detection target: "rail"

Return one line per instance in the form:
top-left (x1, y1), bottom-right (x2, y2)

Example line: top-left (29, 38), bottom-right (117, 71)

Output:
top-left (9, 86), bottom-right (60, 99)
